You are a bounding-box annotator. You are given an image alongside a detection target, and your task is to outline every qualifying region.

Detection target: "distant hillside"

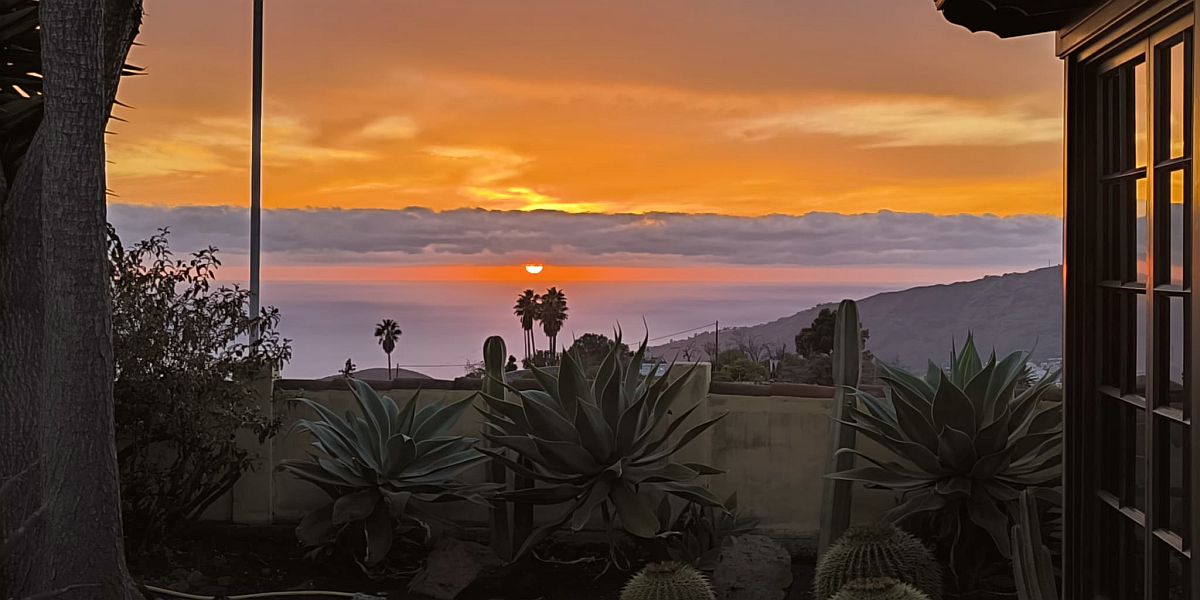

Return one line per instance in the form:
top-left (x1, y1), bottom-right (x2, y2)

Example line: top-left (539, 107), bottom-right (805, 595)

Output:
top-left (652, 266), bottom-right (1062, 370)
top-left (320, 367), bottom-right (433, 381)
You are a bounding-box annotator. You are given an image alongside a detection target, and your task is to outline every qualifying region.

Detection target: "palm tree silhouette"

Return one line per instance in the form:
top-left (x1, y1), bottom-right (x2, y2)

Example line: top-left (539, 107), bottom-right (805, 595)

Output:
top-left (539, 287), bottom-right (569, 364)
top-left (513, 290), bottom-right (541, 361)
top-left (374, 319), bottom-right (402, 379)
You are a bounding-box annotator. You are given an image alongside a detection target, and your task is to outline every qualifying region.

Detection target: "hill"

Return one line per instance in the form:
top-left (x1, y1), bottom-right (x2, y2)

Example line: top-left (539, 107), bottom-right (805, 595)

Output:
top-left (652, 266), bottom-right (1062, 370)
top-left (320, 367), bottom-right (433, 381)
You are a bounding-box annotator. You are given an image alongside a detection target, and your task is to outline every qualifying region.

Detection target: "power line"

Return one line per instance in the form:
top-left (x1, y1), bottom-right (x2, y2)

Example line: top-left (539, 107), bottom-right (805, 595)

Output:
top-left (647, 322), bottom-right (719, 343)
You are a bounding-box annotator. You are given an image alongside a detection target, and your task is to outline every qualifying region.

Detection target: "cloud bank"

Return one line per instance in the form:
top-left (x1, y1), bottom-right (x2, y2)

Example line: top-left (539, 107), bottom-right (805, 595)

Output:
top-left (108, 204), bottom-right (1062, 270)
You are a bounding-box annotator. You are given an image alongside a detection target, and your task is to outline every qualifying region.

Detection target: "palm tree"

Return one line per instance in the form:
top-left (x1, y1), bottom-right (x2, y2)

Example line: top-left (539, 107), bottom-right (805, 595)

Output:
top-left (374, 319), bottom-right (402, 379)
top-left (539, 287), bottom-right (569, 364)
top-left (513, 289), bottom-right (540, 361)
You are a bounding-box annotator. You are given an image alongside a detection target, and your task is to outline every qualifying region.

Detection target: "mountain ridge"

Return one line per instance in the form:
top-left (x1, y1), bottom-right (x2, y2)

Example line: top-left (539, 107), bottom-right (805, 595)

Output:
top-left (651, 266), bottom-right (1062, 370)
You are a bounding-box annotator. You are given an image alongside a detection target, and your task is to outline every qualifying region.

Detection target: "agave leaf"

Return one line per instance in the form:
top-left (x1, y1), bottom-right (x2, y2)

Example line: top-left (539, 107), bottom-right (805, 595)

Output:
top-left (477, 394), bottom-right (531, 432)
top-left (532, 437), bottom-right (603, 475)
top-left (614, 391), bottom-right (650, 453)
top-left (280, 459), bottom-right (360, 488)
top-left (403, 450), bottom-right (488, 481)
top-left (634, 399), bottom-right (705, 457)
top-left (835, 418), bottom-right (946, 475)
top-left (932, 370), bottom-right (978, 436)
top-left (383, 434), bottom-right (418, 475)
top-left (983, 352), bottom-right (1028, 419)
top-left (362, 501), bottom-right (394, 566)
top-left (952, 334), bottom-right (984, 386)
top-left (570, 477), bottom-right (612, 530)
top-left (413, 395), bottom-right (475, 440)
top-left (296, 502), bottom-right (337, 547)
top-left (333, 488), bottom-right (381, 525)
top-left (624, 335), bottom-right (651, 400)
top-left (878, 361), bottom-right (936, 399)
top-left (574, 398), bottom-right (615, 463)
top-left (475, 446), bottom-right (580, 483)
top-left (936, 426), bottom-right (977, 473)
top-left (557, 351), bottom-right (588, 419)
top-left (626, 462), bottom-right (699, 483)
top-left (935, 476), bottom-right (972, 498)
top-left (635, 413), bottom-right (726, 466)
top-left (826, 466), bottom-right (933, 490)
top-left (964, 357), bottom-right (997, 429)
top-left (350, 416), bottom-right (383, 472)
top-left (501, 483), bottom-right (590, 504)
top-left (317, 456), bottom-right (369, 487)
top-left (295, 398), bottom-right (357, 446)
top-left (846, 406), bottom-right (905, 443)
top-left (509, 495), bottom-right (591, 564)
top-left (882, 489), bottom-right (948, 523)
top-left (648, 362), bottom-right (696, 426)
top-left (979, 479), bottom-right (1020, 503)
top-left (483, 434), bottom-right (549, 465)
top-left (1009, 429), bottom-right (1062, 462)
top-left (891, 387), bottom-right (941, 452)
top-left (522, 391), bottom-right (581, 444)
top-left (834, 447), bottom-right (936, 481)
top-left (350, 378), bottom-right (393, 441)
top-left (529, 364), bottom-right (562, 404)
top-left (658, 481), bottom-right (725, 507)
top-left (974, 407), bottom-right (1013, 458)
top-left (683, 462), bottom-right (724, 475)
top-left (297, 419), bottom-right (361, 466)
top-left (968, 488), bottom-right (1011, 558)
top-left (854, 388), bottom-right (898, 422)
top-left (971, 446), bottom-right (1016, 480)
top-left (611, 479), bottom-right (661, 538)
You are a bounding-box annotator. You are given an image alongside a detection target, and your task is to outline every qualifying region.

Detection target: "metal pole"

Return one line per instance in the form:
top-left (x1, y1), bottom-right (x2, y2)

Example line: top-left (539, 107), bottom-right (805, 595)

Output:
top-left (249, 0), bottom-right (263, 342)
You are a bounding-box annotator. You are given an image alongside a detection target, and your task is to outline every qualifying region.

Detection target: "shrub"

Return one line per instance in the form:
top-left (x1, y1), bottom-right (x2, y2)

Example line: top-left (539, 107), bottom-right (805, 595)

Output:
top-left (664, 493), bottom-right (759, 571)
top-left (713, 357), bottom-right (768, 382)
top-left (109, 226), bottom-right (291, 551)
top-left (280, 379), bottom-right (494, 567)
top-left (479, 332), bottom-right (726, 564)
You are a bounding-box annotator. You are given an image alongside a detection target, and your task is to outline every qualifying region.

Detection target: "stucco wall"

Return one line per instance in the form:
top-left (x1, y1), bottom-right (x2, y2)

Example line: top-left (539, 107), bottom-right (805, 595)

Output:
top-left (221, 365), bottom-right (897, 541)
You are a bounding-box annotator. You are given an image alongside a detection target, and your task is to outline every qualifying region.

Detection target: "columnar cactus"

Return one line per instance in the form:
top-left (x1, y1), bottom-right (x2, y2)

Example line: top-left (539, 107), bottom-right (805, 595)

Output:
top-left (815, 525), bottom-right (942, 600)
top-left (621, 561), bottom-right (716, 600)
top-left (830, 578), bottom-right (931, 600)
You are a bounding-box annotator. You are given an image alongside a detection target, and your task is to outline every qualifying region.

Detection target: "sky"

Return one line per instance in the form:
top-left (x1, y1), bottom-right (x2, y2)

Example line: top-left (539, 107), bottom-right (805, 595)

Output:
top-left (103, 1), bottom-right (1067, 376)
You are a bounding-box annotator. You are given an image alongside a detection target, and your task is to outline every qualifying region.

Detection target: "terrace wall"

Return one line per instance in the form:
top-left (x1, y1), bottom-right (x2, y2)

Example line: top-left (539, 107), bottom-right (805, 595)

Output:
top-left (209, 365), bottom-right (897, 545)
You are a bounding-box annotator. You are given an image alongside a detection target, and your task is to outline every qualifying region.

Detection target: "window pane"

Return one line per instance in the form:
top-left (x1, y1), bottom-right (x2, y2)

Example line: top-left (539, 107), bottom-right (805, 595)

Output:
top-left (1165, 541), bottom-right (1189, 600)
top-left (1166, 296), bottom-right (1187, 414)
top-left (1170, 42), bottom-right (1187, 159)
top-left (1139, 175), bottom-right (1150, 285)
top-left (1099, 396), bottom-right (1147, 510)
top-left (1098, 507), bottom-right (1146, 600)
top-left (1162, 419), bottom-right (1188, 538)
top-left (1137, 61), bottom-right (1149, 169)
top-left (1167, 169), bottom-right (1188, 288)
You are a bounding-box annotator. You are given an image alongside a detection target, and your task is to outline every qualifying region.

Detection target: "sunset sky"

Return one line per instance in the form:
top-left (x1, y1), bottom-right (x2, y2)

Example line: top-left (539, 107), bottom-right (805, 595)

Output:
top-left (108, 0), bottom-right (1063, 220)
top-left (101, 0), bottom-right (1068, 375)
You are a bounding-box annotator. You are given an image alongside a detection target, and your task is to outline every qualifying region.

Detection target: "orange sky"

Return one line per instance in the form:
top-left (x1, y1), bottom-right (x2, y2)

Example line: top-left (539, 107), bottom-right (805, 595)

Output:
top-left (106, 0), bottom-right (1065, 218)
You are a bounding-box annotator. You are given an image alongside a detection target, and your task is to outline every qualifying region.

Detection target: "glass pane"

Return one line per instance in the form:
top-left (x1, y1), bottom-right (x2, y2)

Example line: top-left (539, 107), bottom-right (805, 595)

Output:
top-left (1168, 169), bottom-right (1187, 288)
top-left (1138, 293), bottom-right (1148, 395)
top-left (1139, 175), bottom-right (1150, 285)
top-left (1163, 540), bottom-right (1190, 600)
top-left (1137, 61), bottom-right (1149, 169)
top-left (1098, 507), bottom-right (1146, 600)
top-left (1170, 42), bottom-right (1187, 159)
top-left (1099, 396), bottom-right (1147, 510)
top-left (1163, 420), bottom-right (1188, 538)
top-left (1167, 296), bottom-right (1187, 414)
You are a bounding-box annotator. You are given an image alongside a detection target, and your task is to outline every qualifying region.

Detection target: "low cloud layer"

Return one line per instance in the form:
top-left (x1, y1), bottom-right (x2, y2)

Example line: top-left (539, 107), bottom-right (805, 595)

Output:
top-left (109, 204), bottom-right (1062, 270)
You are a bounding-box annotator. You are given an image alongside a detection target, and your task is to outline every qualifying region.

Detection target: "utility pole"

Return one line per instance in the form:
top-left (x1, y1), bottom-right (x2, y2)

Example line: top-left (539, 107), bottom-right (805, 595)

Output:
top-left (713, 321), bottom-right (720, 370)
top-left (249, 0), bottom-right (263, 342)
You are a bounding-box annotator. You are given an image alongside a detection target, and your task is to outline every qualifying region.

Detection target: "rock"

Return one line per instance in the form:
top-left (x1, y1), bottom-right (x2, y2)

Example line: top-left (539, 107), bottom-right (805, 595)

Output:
top-left (166, 580), bottom-right (190, 594)
top-left (712, 534), bottom-right (793, 600)
top-left (216, 576), bottom-right (235, 587)
top-left (168, 568), bottom-right (190, 581)
top-left (186, 570), bottom-right (210, 588)
top-left (408, 538), bottom-right (502, 600)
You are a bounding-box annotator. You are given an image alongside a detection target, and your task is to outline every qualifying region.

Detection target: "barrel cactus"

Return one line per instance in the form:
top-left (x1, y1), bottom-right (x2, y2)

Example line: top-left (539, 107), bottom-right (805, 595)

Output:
top-left (815, 525), bottom-right (942, 600)
top-left (621, 561), bottom-right (716, 600)
top-left (830, 578), bottom-right (931, 600)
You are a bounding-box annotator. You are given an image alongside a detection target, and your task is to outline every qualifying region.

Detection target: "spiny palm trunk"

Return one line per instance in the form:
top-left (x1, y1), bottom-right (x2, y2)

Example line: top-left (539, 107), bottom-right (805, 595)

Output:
top-left (387, 353), bottom-right (392, 380)
top-left (0, 1), bottom-right (143, 599)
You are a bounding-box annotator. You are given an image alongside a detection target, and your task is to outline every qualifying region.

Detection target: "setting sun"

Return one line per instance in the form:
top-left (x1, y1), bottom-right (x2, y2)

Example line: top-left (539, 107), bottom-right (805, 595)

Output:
top-left (524, 264), bottom-right (545, 275)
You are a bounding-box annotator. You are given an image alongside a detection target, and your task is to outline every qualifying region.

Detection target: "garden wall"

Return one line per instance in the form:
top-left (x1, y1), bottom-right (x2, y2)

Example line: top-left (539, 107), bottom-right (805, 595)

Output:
top-left (208, 365), bottom-right (897, 545)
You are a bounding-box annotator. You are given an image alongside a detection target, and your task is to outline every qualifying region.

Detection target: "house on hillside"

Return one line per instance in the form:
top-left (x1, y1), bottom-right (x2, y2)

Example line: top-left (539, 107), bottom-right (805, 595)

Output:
top-left (933, 1), bottom-right (1195, 597)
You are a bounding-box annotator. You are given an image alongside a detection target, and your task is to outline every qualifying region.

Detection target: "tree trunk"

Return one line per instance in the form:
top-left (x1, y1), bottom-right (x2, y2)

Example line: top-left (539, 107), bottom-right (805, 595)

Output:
top-left (0, 1), bottom-right (143, 599)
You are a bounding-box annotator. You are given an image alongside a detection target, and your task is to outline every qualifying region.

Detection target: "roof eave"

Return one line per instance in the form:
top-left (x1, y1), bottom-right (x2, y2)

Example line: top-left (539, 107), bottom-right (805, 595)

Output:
top-left (935, 0), bottom-right (1090, 38)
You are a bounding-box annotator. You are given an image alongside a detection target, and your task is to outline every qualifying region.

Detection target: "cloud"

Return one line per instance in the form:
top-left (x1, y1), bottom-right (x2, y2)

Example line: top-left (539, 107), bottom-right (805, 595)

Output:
top-left (728, 98), bottom-right (1061, 147)
top-left (107, 115), bottom-right (376, 179)
top-left (108, 204), bottom-right (1062, 270)
top-left (358, 115), bottom-right (420, 140)
top-left (425, 145), bottom-right (531, 185)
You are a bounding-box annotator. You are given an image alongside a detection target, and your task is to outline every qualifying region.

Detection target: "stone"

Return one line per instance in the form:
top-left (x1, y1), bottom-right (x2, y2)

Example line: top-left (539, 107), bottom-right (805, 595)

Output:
top-left (712, 534), bottom-right (793, 600)
top-left (216, 576), bottom-right (235, 587)
top-left (408, 538), bottom-right (502, 600)
top-left (186, 570), bottom-right (210, 587)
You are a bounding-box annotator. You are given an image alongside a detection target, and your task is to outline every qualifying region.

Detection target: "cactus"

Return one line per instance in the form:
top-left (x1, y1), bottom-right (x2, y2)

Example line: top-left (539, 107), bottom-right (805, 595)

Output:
top-left (621, 562), bottom-right (716, 600)
top-left (829, 578), bottom-right (931, 600)
top-left (1011, 490), bottom-right (1058, 600)
top-left (482, 336), bottom-right (512, 557)
top-left (818, 300), bottom-right (864, 555)
top-left (815, 524), bottom-right (942, 600)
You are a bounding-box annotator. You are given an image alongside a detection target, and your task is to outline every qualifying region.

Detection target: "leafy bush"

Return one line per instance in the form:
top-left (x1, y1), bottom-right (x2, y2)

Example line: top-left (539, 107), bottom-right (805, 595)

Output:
top-left (109, 226), bottom-right (291, 550)
top-left (479, 333), bottom-right (725, 564)
top-left (828, 335), bottom-right (1060, 593)
top-left (280, 379), bottom-right (494, 566)
top-left (713, 356), bottom-right (768, 383)
top-left (663, 493), bottom-right (759, 571)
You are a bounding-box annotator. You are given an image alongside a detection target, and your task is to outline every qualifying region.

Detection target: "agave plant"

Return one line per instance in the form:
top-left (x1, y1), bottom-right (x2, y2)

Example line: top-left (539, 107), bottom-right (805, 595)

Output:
top-left (279, 379), bottom-right (494, 566)
top-left (828, 335), bottom-right (1061, 559)
top-left (478, 332), bottom-right (726, 561)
